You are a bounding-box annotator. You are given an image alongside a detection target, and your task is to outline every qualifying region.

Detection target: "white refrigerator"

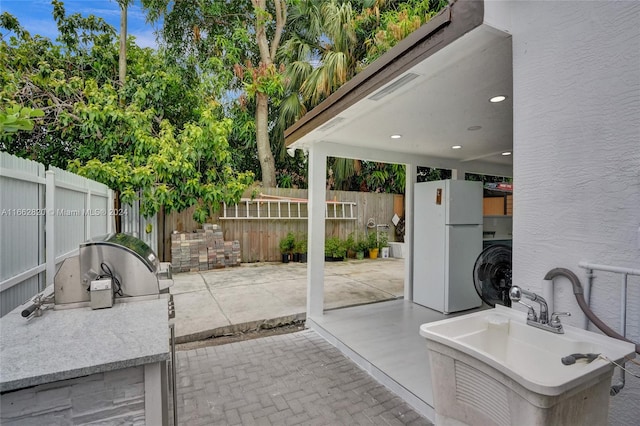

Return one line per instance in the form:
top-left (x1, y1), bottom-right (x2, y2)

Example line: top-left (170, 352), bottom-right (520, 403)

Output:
top-left (413, 179), bottom-right (483, 313)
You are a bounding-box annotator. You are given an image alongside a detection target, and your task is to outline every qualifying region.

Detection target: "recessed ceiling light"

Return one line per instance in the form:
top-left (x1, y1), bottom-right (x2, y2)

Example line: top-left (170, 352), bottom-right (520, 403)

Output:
top-left (502, 151), bottom-right (512, 156)
top-left (390, 134), bottom-right (402, 139)
top-left (490, 95), bottom-right (507, 103)
top-left (452, 145), bottom-right (462, 149)
top-left (467, 126), bottom-right (482, 131)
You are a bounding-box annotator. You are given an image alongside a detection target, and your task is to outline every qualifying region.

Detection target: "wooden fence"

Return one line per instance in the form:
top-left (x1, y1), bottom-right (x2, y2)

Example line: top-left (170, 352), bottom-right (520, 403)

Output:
top-left (0, 152), bottom-right (114, 316)
top-left (160, 188), bottom-right (404, 262)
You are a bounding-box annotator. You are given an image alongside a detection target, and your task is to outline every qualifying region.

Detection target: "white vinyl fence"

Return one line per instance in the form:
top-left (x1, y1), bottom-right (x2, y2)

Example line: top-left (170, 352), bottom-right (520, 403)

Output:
top-left (121, 199), bottom-right (158, 255)
top-left (0, 152), bottom-right (114, 316)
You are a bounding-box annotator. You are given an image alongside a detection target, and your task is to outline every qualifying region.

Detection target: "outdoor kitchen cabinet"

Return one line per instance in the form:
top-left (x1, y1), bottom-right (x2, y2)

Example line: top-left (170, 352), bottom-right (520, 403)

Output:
top-left (0, 297), bottom-right (171, 425)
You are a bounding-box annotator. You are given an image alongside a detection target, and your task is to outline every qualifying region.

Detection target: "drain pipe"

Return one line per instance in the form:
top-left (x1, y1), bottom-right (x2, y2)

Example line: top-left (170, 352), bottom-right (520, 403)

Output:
top-left (541, 269), bottom-right (591, 323)
top-left (543, 268), bottom-right (640, 353)
top-left (577, 262), bottom-right (640, 396)
top-left (544, 267), bottom-right (640, 397)
top-left (581, 268), bottom-right (595, 329)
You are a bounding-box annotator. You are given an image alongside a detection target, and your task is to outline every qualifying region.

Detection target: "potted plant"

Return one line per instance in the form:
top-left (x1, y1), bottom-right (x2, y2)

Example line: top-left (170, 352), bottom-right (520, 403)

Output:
top-left (295, 236), bottom-right (307, 263)
top-left (345, 233), bottom-right (356, 258)
top-left (292, 235), bottom-right (300, 262)
top-left (325, 237), bottom-right (346, 261)
top-left (367, 232), bottom-right (379, 259)
top-left (354, 237), bottom-right (367, 260)
top-left (378, 232), bottom-right (390, 258)
top-left (279, 232), bottom-right (295, 263)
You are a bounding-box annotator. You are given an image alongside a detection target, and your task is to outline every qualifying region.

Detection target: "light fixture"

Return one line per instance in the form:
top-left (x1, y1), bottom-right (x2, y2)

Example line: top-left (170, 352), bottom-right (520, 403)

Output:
top-left (390, 134), bottom-right (402, 139)
top-left (490, 95), bottom-right (507, 103)
top-left (501, 151), bottom-right (512, 156)
top-left (287, 148), bottom-right (295, 157)
top-left (467, 126), bottom-right (482, 131)
top-left (452, 145), bottom-right (462, 149)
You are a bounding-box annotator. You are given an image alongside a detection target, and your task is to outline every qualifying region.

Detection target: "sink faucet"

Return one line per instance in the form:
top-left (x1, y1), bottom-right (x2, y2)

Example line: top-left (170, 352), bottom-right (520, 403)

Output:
top-left (509, 286), bottom-right (570, 334)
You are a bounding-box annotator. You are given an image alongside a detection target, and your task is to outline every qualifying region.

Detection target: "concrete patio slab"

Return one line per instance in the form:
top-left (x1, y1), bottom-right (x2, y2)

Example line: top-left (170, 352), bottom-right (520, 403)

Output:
top-left (172, 290), bottom-right (231, 340)
top-left (171, 259), bottom-right (404, 343)
top-left (170, 273), bottom-right (208, 294)
top-left (208, 284), bottom-right (297, 325)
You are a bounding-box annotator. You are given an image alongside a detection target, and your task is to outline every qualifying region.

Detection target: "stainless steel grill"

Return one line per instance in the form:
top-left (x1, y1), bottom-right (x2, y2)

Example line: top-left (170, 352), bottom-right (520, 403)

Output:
top-left (52, 233), bottom-right (174, 312)
top-left (20, 233), bottom-right (177, 425)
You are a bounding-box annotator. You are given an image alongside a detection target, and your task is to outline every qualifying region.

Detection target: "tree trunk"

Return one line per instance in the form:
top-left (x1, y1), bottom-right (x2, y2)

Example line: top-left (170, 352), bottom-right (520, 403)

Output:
top-left (251, 0), bottom-right (286, 187)
top-left (119, 3), bottom-right (127, 87)
top-left (256, 92), bottom-right (276, 187)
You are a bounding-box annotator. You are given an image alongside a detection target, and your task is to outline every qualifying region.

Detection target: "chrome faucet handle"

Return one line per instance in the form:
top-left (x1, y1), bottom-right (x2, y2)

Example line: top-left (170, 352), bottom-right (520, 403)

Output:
top-left (509, 286), bottom-right (537, 322)
top-left (551, 312), bottom-right (571, 326)
top-left (518, 301), bottom-right (538, 322)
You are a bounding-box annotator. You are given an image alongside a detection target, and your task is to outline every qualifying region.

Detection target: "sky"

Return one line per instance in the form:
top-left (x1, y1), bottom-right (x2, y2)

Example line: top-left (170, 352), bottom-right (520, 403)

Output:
top-left (0, 0), bottom-right (160, 48)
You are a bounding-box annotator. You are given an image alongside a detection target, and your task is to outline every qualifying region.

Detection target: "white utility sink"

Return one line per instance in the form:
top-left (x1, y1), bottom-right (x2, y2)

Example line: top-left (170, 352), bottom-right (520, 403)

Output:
top-left (420, 305), bottom-right (636, 426)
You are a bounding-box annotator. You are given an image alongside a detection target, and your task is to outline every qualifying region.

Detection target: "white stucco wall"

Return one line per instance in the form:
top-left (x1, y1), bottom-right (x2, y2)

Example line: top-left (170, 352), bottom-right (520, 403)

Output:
top-left (504, 1), bottom-right (640, 424)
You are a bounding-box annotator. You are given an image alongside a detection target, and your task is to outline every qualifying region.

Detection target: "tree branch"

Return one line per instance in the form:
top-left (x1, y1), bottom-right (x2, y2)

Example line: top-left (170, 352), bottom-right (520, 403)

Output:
top-left (270, 0), bottom-right (286, 61)
top-left (251, 0), bottom-right (271, 65)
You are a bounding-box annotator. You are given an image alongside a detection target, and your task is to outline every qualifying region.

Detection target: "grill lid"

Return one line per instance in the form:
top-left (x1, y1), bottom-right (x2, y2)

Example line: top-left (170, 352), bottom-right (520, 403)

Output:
top-left (81, 233), bottom-right (158, 273)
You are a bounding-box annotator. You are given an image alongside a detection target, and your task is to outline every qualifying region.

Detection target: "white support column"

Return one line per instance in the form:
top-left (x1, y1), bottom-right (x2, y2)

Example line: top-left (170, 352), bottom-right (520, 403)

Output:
top-left (307, 144), bottom-right (327, 318)
top-left (45, 170), bottom-right (56, 286)
top-left (404, 163), bottom-right (416, 301)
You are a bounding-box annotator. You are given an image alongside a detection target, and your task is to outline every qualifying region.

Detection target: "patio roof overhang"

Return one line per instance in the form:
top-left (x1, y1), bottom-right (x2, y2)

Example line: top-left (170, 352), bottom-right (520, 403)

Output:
top-left (285, 0), bottom-right (513, 177)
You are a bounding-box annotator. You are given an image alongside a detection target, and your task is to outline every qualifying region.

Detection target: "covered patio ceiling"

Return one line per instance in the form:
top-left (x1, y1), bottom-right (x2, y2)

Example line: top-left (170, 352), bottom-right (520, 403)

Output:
top-left (286, 1), bottom-right (513, 173)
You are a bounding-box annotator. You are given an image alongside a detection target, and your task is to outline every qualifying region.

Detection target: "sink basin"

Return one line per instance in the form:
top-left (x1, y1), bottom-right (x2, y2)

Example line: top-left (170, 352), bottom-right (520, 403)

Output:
top-left (420, 305), bottom-right (636, 425)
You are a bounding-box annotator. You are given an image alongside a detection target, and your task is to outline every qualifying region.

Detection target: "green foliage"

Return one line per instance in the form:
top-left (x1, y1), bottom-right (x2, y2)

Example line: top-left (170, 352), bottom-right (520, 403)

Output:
top-left (1, 6), bottom-right (253, 223)
top-left (294, 235), bottom-right (307, 254)
top-left (417, 166), bottom-right (452, 182)
top-left (143, 0), bottom-right (287, 187)
top-left (69, 106), bottom-right (254, 222)
top-left (2, 0), bottom-right (449, 202)
top-left (279, 232), bottom-right (296, 254)
top-left (277, 0), bottom-right (359, 134)
top-left (377, 232), bottom-right (388, 249)
top-left (355, 0), bottom-right (448, 66)
top-left (327, 158), bottom-right (405, 193)
top-left (465, 173), bottom-right (512, 185)
top-left (276, 167), bottom-right (307, 189)
top-left (278, 1), bottom-right (444, 194)
top-left (1, 5), bottom-right (119, 167)
top-left (240, 62), bottom-right (285, 101)
top-left (345, 232), bottom-right (356, 252)
top-left (1, 4), bottom-right (201, 167)
top-left (366, 232), bottom-right (378, 250)
top-left (0, 105), bottom-right (44, 134)
top-left (324, 236), bottom-right (346, 259)
top-left (354, 236), bottom-right (368, 253)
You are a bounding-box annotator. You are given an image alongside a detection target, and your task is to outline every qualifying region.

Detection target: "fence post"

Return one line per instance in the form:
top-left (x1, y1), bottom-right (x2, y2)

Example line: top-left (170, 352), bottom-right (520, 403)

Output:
top-left (38, 176), bottom-right (46, 291)
top-left (85, 189), bottom-right (92, 241)
top-left (107, 190), bottom-right (114, 233)
top-left (45, 170), bottom-right (55, 286)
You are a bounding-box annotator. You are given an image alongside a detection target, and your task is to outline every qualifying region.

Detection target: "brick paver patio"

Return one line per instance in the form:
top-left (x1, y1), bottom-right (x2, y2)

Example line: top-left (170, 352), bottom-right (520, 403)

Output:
top-left (174, 330), bottom-right (431, 425)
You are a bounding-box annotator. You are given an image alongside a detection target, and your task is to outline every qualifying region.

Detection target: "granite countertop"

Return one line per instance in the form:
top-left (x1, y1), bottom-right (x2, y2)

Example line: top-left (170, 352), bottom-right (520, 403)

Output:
top-left (0, 297), bottom-right (170, 392)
